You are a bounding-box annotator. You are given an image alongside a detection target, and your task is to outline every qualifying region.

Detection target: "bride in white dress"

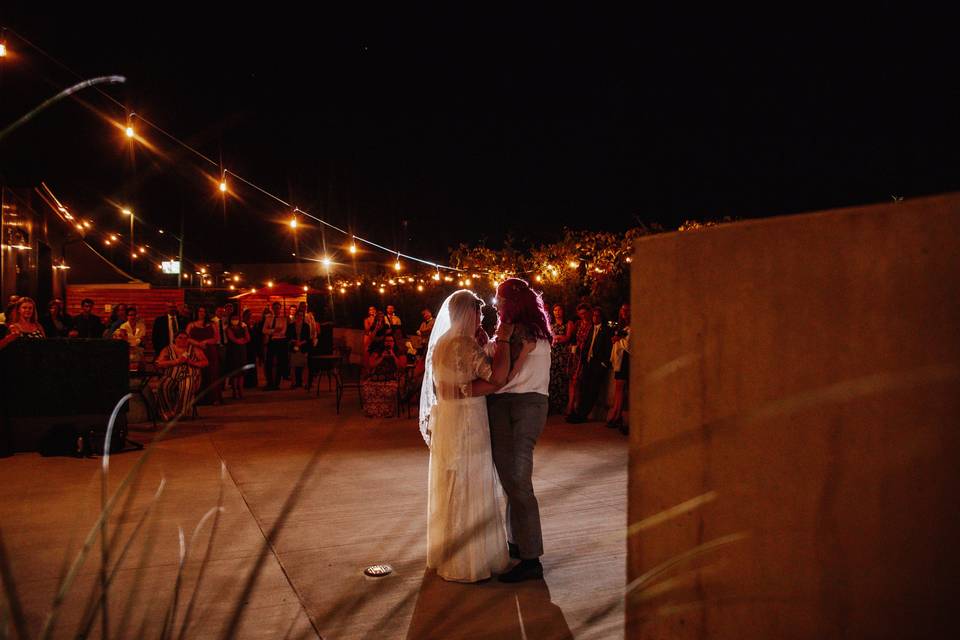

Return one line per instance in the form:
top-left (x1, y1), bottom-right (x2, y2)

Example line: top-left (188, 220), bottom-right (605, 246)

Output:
top-left (420, 289), bottom-right (513, 582)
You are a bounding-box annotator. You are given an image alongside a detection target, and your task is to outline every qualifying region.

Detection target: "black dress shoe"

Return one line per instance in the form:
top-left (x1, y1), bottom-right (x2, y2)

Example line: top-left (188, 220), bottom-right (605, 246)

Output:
top-left (498, 559), bottom-right (543, 583)
top-left (508, 542), bottom-right (520, 559)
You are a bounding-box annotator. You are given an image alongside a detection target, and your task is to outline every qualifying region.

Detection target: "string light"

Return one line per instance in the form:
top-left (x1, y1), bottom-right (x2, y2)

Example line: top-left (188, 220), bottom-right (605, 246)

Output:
top-left (233, 275), bottom-right (239, 282)
top-left (349, 238), bottom-right (357, 254)
top-left (340, 287), bottom-right (346, 294)
top-left (379, 287), bottom-right (385, 294)
top-left (289, 215), bottom-right (298, 229)
top-left (267, 280), bottom-right (274, 288)
top-left (0, 43), bottom-right (7, 58)
top-left (568, 260), bottom-right (579, 269)
top-left (394, 254), bottom-right (402, 271)
top-left (303, 285), bottom-right (309, 292)
top-left (82, 220), bottom-right (91, 229)
top-left (104, 239), bottom-right (112, 246)
top-left (417, 285), bottom-right (424, 292)
top-left (321, 256), bottom-right (331, 269)
top-left (465, 278), bottom-right (472, 286)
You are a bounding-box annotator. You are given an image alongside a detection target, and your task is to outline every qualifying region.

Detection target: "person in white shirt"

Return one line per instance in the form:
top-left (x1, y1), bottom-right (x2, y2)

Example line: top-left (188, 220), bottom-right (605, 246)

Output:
top-left (115, 306), bottom-right (147, 365)
top-left (486, 278), bottom-right (554, 583)
top-left (385, 304), bottom-right (403, 337)
top-left (263, 302), bottom-right (289, 389)
top-left (607, 303), bottom-right (630, 434)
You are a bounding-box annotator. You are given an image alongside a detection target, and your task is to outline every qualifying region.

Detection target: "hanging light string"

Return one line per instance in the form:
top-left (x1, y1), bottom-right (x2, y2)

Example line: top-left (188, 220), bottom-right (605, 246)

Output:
top-left (3, 26), bottom-right (477, 276)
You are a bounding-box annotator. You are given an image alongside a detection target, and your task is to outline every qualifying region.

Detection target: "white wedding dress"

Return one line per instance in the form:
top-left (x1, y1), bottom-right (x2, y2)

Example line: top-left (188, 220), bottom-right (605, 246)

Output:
top-left (420, 292), bottom-right (510, 582)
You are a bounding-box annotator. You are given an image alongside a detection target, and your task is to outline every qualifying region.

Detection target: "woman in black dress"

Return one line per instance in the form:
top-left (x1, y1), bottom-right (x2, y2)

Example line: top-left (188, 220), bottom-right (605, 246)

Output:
top-left (225, 312), bottom-right (251, 399)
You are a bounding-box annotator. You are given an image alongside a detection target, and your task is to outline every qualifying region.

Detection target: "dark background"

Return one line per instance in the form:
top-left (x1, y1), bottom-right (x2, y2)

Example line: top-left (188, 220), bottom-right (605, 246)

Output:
top-left (2, 6), bottom-right (958, 269)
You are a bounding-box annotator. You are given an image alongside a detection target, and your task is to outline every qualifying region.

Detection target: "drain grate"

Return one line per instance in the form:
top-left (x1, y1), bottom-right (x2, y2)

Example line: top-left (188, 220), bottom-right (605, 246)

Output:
top-left (364, 564), bottom-right (393, 578)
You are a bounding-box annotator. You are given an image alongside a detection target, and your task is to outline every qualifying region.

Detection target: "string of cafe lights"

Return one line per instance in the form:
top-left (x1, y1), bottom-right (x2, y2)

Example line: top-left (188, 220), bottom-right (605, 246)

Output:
top-left (0, 27), bottom-right (499, 286)
top-left (4, 28), bottom-right (630, 293)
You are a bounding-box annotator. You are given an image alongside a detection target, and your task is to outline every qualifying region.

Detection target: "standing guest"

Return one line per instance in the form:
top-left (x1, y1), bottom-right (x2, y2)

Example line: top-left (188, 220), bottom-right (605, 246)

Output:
top-left (155, 331), bottom-right (208, 421)
top-left (566, 303), bottom-right (593, 417)
top-left (607, 303), bottom-right (631, 434)
top-left (213, 306), bottom-right (229, 392)
top-left (548, 304), bottom-right (576, 414)
top-left (187, 306), bottom-right (222, 404)
top-left (263, 302), bottom-right (289, 389)
top-left (417, 307), bottom-right (435, 346)
top-left (297, 302), bottom-right (318, 347)
top-left (73, 298), bottom-right (105, 339)
top-left (225, 312), bottom-right (251, 399)
top-left (42, 299), bottom-right (74, 337)
top-left (178, 303), bottom-right (193, 323)
top-left (152, 302), bottom-right (185, 353)
top-left (287, 310), bottom-right (312, 389)
top-left (9, 297), bottom-right (45, 339)
top-left (116, 306), bottom-right (147, 366)
top-left (242, 309), bottom-right (259, 388)
top-left (385, 304), bottom-right (403, 338)
top-left (104, 303), bottom-right (127, 338)
top-left (566, 307), bottom-right (613, 424)
top-left (362, 306), bottom-right (379, 351)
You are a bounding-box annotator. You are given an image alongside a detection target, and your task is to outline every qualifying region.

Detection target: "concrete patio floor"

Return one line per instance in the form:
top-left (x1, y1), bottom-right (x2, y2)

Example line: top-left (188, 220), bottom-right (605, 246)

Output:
top-left (0, 386), bottom-right (627, 639)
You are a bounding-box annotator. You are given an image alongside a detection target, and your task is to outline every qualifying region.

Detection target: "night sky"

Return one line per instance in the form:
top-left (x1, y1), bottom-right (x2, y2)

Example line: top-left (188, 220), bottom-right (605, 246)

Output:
top-left (2, 7), bottom-right (958, 269)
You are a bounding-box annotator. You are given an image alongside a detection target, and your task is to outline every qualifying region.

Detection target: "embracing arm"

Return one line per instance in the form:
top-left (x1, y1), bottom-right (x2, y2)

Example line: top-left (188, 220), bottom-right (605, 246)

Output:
top-left (506, 340), bottom-right (536, 382)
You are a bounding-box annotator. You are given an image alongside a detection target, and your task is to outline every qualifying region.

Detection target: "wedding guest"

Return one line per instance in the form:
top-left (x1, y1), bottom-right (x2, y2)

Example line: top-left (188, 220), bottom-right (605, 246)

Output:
top-left (155, 330), bottom-right (208, 421)
top-left (286, 309), bottom-right (312, 389)
top-left (152, 302), bottom-right (185, 353)
top-left (263, 302), bottom-right (288, 390)
top-left (385, 304), bottom-right (403, 337)
top-left (104, 303), bottom-right (127, 338)
top-left (225, 312), bottom-right (251, 399)
top-left (8, 297), bottom-right (45, 339)
top-left (73, 298), bottom-right (105, 339)
top-left (567, 307), bottom-right (613, 424)
top-left (417, 307), bottom-right (435, 345)
top-left (116, 306), bottom-right (147, 366)
top-left (42, 299), bottom-right (74, 337)
top-left (362, 306), bottom-right (379, 351)
top-left (548, 303), bottom-right (576, 414)
top-left (297, 302), bottom-right (318, 347)
top-left (187, 306), bottom-right (222, 404)
top-left (361, 335), bottom-right (407, 418)
top-left (178, 303), bottom-right (193, 323)
top-left (566, 303), bottom-right (593, 416)
top-left (607, 303), bottom-right (631, 434)
top-left (242, 308), bottom-right (259, 388)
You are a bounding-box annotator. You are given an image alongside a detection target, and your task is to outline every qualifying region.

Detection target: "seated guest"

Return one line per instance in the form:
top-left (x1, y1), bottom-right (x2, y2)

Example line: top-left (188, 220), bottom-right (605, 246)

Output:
top-left (115, 306), bottom-right (147, 365)
top-left (361, 335), bottom-right (407, 418)
top-left (187, 306), bottom-right (222, 404)
top-left (73, 298), bottom-right (105, 338)
top-left (155, 330), bottom-right (209, 421)
top-left (152, 302), bottom-right (186, 353)
top-left (42, 299), bottom-right (74, 337)
top-left (9, 297), bottom-right (46, 339)
top-left (366, 334), bottom-right (408, 374)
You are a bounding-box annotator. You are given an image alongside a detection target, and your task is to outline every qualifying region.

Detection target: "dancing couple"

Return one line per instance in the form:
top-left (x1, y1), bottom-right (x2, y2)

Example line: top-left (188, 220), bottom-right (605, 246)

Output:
top-left (419, 278), bottom-right (553, 583)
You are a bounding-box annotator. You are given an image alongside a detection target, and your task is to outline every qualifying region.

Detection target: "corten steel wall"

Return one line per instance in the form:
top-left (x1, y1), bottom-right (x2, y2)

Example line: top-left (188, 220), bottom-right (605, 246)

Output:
top-left (66, 284), bottom-right (184, 330)
top-left (627, 194), bottom-right (960, 639)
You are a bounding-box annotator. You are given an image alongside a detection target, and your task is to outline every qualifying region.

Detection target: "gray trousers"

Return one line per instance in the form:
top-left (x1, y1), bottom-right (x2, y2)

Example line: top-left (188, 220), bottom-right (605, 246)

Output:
top-left (487, 392), bottom-right (549, 559)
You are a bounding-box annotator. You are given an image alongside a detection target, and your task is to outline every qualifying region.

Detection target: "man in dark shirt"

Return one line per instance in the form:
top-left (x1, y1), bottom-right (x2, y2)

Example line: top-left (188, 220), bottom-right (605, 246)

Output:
top-left (152, 302), bottom-right (185, 352)
top-left (72, 298), bottom-right (105, 339)
top-left (566, 307), bottom-right (614, 423)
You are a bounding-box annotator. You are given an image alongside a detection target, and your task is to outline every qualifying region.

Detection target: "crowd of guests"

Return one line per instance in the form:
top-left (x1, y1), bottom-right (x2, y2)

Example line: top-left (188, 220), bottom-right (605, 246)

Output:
top-left (1, 291), bottom-right (631, 431)
top-left (0, 295), bottom-right (331, 423)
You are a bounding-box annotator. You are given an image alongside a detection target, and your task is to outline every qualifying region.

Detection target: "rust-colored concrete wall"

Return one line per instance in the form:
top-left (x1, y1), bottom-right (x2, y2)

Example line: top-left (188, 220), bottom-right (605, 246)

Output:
top-left (627, 194), bottom-right (960, 639)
